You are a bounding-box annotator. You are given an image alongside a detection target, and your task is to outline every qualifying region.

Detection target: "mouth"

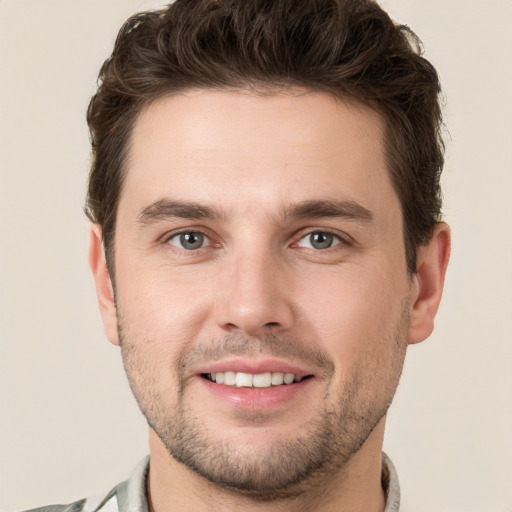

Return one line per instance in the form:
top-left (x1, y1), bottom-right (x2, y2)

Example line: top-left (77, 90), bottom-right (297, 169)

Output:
top-left (195, 359), bottom-right (316, 410)
top-left (201, 371), bottom-right (311, 388)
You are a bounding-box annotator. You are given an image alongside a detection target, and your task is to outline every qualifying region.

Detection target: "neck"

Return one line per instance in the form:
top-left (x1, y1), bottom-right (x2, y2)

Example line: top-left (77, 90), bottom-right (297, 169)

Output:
top-left (147, 420), bottom-right (387, 512)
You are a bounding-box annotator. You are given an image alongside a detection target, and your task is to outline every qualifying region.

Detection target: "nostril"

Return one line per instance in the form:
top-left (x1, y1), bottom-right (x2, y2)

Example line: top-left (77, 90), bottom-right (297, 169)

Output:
top-left (265, 322), bottom-right (279, 328)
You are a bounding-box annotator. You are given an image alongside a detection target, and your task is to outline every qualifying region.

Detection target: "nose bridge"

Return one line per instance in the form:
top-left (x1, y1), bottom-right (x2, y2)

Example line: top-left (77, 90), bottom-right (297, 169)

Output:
top-left (215, 240), bottom-right (294, 335)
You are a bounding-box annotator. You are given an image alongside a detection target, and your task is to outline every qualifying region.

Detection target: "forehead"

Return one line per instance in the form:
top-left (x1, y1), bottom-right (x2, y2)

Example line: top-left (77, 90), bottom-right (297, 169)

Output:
top-left (121, 89), bottom-right (397, 221)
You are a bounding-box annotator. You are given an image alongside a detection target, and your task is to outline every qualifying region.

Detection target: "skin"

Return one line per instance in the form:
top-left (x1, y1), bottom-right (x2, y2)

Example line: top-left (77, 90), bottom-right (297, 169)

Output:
top-left (89, 89), bottom-right (450, 512)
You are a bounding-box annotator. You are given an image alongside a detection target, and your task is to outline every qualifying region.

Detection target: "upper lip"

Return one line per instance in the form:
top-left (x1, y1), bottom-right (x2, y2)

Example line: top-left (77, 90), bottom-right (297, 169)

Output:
top-left (196, 358), bottom-right (313, 377)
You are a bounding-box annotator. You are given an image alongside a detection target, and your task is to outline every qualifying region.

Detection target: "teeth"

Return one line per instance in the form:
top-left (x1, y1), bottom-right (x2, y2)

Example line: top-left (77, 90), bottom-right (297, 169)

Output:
top-left (284, 373), bottom-right (294, 385)
top-left (235, 372), bottom-right (253, 387)
top-left (224, 371), bottom-right (236, 386)
top-left (271, 372), bottom-right (284, 385)
top-left (252, 372), bottom-right (272, 387)
top-left (209, 371), bottom-right (303, 388)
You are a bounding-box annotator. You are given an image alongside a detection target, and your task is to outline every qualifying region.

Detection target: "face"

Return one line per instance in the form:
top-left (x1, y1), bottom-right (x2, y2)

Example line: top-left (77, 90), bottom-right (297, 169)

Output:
top-left (105, 90), bottom-right (415, 497)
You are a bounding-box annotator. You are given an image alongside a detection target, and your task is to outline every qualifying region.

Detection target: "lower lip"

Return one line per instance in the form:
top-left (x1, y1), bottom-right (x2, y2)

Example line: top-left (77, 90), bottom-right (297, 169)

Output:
top-left (198, 376), bottom-right (313, 410)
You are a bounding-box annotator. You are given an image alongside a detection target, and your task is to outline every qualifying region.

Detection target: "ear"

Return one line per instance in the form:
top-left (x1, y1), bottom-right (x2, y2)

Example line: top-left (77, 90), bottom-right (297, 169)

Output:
top-left (88, 224), bottom-right (120, 346)
top-left (408, 222), bottom-right (451, 344)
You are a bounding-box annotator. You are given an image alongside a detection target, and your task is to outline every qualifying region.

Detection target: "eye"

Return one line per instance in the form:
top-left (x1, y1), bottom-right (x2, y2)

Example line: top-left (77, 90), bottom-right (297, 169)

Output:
top-left (167, 231), bottom-right (209, 250)
top-left (297, 231), bottom-right (341, 250)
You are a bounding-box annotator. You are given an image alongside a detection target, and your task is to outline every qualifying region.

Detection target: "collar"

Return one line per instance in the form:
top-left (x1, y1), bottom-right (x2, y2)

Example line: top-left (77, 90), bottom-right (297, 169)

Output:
top-left (99, 453), bottom-right (400, 512)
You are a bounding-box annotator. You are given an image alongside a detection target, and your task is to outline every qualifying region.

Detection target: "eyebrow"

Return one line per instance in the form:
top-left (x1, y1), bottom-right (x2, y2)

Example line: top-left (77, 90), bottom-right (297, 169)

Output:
top-left (137, 199), bottom-right (227, 225)
top-left (136, 198), bottom-right (374, 225)
top-left (283, 199), bottom-right (374, 223)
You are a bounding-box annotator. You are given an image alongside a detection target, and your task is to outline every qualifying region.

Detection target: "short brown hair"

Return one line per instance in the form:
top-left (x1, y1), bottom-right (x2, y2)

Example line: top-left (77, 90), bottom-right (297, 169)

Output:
top-left (86, 0), bottom-right (444, 274)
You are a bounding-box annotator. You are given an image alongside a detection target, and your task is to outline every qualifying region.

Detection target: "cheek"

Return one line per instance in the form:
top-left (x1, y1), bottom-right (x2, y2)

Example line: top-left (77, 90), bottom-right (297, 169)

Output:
top-left (295, 264), bottom-right (407, 365)
top-left (115, 273), bottom-right (201, 398)
top-left (296, 268), bottom-right (409, 413)
top-left (115, 263), bottom-right (214, 345)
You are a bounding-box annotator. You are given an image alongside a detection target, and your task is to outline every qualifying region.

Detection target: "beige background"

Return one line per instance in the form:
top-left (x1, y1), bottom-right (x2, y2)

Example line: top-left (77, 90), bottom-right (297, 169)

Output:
top-left (1, 0), bottom-right (511, 510)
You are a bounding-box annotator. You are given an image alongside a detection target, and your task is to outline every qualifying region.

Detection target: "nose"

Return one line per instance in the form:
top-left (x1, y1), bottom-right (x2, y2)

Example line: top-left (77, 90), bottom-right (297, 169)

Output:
top-left (214, 249), bottom-right (295, 337)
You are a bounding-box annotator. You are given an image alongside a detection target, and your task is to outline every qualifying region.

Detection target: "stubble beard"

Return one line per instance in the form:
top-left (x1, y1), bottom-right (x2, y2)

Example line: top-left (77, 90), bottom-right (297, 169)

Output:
top-left (153, 385), bottom-right (385, 500)
top-left (118, 310), bottom-right (408, 501)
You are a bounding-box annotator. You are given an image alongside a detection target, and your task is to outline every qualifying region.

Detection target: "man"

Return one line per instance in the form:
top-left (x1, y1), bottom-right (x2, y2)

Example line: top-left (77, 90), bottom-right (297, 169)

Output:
top-left (31, 0), bottom-right (450, 511)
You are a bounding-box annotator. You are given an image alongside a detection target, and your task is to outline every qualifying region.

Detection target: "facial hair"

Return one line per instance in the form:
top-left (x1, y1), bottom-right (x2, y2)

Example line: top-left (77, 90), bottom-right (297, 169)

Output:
top-left (118, 307), bottom-right (409, 500)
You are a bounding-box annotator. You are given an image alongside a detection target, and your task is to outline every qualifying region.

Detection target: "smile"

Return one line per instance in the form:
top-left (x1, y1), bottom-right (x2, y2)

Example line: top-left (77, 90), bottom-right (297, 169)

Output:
top-left (203, 371), bottom-right (307, 388)
top-left (197, 363), bottom-right (316, 410)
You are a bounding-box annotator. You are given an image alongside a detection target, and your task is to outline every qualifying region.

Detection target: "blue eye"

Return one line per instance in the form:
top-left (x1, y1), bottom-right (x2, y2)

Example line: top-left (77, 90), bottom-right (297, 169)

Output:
top-left (168, 231), bottom-right (209, 250)
top-left (297, 232), bottom-right (341, 250)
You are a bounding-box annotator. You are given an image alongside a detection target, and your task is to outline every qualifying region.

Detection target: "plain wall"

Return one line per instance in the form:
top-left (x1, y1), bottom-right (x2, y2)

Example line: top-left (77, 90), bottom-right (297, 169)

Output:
top-left (1, 1), bottom-right (511, 510)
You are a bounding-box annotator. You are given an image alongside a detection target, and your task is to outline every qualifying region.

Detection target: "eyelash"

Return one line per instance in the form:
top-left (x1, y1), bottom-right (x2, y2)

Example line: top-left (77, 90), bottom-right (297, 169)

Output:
top-left (164, 229), bottom-right (215, 251)
top-left (293, 229), bottom-right (350, 251)
top-left (161, 228), bottom-right (351, 253)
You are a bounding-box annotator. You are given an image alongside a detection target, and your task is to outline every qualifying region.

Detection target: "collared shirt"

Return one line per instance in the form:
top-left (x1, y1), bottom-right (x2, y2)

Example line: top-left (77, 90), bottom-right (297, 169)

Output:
top-left (25, 453), bottom-right (400, 512)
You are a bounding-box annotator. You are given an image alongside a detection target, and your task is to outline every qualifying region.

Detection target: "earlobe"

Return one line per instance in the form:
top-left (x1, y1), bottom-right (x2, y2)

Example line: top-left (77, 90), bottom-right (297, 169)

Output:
top-left (408, 222), bottom-right (451, 344)
top-left (88, 224), bottom-right (120, 346)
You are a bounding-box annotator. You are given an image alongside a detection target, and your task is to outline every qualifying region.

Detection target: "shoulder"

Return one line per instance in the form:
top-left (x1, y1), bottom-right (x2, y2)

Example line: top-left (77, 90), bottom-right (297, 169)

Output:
top-left (19, 486), bottom-right (120, 512)
top-left (18, 482), bottom-right (123, 512)
top-left (18, 457), bottom-right (149, 512)
top-left (21, 500), bottom-right (88, 512)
